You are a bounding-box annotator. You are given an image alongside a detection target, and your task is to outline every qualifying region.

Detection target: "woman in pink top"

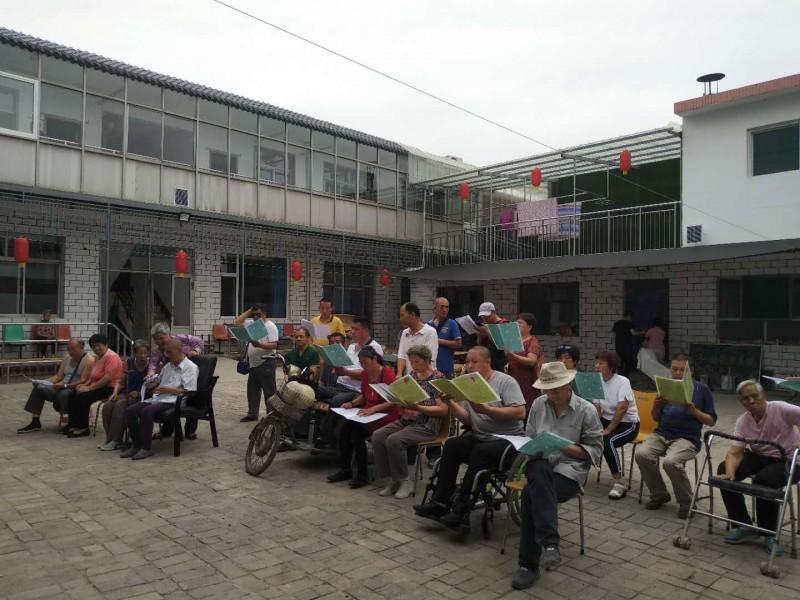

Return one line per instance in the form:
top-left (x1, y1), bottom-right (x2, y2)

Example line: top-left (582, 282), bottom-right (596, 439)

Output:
top-left (643, 317), bottom-right (666, 362)
top-left (717, 380), bottom-right (800, 556)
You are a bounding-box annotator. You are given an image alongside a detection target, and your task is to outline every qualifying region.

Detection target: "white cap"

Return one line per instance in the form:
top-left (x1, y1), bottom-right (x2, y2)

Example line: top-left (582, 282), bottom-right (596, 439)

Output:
top-left (478, 302), bottom-right (496, 317)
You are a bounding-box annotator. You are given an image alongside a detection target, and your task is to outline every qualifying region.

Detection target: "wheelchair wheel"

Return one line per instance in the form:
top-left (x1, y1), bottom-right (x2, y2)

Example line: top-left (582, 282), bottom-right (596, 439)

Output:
top-left (505, 454), bottom-right (528, 527)
top-left (245, 414), bottom-right (282, 476)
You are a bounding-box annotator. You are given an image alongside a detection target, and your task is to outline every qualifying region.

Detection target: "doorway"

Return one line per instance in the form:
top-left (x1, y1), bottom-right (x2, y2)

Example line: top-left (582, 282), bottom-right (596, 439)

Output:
top-left (624, 279), bottom-right (670, 356)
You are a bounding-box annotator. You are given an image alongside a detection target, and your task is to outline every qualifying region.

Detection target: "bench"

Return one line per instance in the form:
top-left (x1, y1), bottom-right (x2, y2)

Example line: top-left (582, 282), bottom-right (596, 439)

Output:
top-left (0, 358), bottom-right (62, 384)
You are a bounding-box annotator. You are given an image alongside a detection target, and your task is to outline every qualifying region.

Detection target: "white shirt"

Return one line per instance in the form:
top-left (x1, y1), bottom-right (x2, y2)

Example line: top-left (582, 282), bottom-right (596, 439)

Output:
top-left (337, 339), bottom-right (384, 391)
top-left (244, 318), bottom-right (280, 368)
top-left (598, 373), bottom-right (639, 423)
top-left (151, 357), bottom-right (199, 405)
top-left (397, 323), bottom-right (439, 374)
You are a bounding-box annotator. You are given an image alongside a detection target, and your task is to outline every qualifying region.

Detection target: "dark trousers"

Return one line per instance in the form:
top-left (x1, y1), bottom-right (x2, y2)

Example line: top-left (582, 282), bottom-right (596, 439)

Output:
top-left (338, 420), bottom-right (370, 478)
top-left (127, 402), bottom-right (173, 451)
top-left (717, 452), bottom-right (800, 532)
top-left (24, 386), bottom-right (73, 416)
top-left (519, 459), bottom-right (581, 569)
top-left (432, 432), bottom-right (511, 506)
top-left (617, 347), bottom-right (634, 377)
top-left (67, 387), bottom-right (112, 429)
top-left (601, 418), bottom-right (639, 476)
top-left (317, 384), bottom-right (358, 408)
top-left (246, 359), bottom-right (277, 418)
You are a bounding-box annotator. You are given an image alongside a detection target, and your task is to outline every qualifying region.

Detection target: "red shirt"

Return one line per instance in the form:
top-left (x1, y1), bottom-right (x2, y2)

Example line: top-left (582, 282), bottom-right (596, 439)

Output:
top-left (89, 349), bottom-right (124, 388)
top-left (360, 366), bottom-right (399, 431)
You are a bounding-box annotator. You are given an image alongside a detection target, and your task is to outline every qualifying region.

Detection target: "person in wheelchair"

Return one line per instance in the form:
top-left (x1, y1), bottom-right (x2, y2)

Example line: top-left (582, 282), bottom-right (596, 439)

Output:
top-left (511, 361), bottom-right (603, 590)
top-left (717, 380), bottom-right (800, 556)
top-left (414, 346), bottom-right (526, 532)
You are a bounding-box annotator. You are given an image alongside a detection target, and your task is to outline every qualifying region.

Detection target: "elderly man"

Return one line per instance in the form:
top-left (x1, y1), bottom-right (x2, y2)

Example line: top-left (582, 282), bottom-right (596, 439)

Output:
top-left (636, 353), bottom-right (716, 518)
top-left (414, 346), bottom-right (526, 533)
top-left (397, 302), bottom-right (439, 376)
top-left (285, 326), bottom-right (321, 382)
top-left (475, 301), bottom-right (509, 372)
top-left (717, 380), bottom-right (800, 557)
top-left (512, 361), bottom-right (603, 590)
top-left (427, 297), bottom-right (461, 378)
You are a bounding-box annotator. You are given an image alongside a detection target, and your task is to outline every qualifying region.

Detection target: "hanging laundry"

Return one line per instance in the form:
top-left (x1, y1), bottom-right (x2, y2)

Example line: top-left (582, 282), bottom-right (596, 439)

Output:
top-left (516, 199), bottom-right (557, 237)
top-left (499, 208), bottom-right (517, 234)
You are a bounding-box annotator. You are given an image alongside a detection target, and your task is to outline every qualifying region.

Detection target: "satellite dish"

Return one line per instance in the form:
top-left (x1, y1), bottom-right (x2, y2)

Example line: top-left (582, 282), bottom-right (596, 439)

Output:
top-left (697, 73), bottom-right (725, 95)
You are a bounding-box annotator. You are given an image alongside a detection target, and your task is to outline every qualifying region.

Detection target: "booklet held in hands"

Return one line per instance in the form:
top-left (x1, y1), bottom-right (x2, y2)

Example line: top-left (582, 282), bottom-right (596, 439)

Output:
top-left (762, 375), bottom-right (800, 394)
top-left (493, 432), bottom-right (573, 457)
top-left (430, 372), bottom-right (501, 404)
top-left (655, 364), bottom-right (694, 405)
top-left (317, 343), bottom-right (354, 368)
top-left (572, 372), bottom-right (605, 402)
top-left (228, 319), bottom-right (269, 343)
top-left (370, 375), bottom-right (429, 407)
top-left (301, 319), bottom-right (330, 340)
top-left (484, 322), bottom-right (524, 352)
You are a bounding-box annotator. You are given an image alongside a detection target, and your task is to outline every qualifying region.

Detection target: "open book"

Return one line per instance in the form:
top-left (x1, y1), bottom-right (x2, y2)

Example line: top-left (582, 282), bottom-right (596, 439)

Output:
top-left (455, 315), bottom-right (478, 335)
top-left (228, 319), bottom-right (269, 343)
top-left (27, 377), bottom-right (54, 388)
top-left (655, 364), bottom-right (694, 405)
top-left (370, 375), bottom-right (429, 407)
top-left (331, 407), bottom-right (387, 424)
top-left (430, 372), bottom-right (501, 404)
top-left (493, 432), bottom-right (573, 457)
top-left (317, 343), bottom-right (354, 368)
top-left (301, 318), bottom-right (330, 340)
top-left (762, 375), bottom-right (800, 393)
top-left (572, 372), bottom-right (605, 402)
top-left (485, 322), bottom-right (524, 352)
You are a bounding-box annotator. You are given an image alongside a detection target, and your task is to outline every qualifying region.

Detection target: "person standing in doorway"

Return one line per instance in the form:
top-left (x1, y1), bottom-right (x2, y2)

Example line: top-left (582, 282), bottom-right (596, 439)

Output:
top-left (311, 298), bottom-right (347, 346)
top-left (427, 297), bottom-right (461, 379)
top-left (235, 304), bottom-right (280, 422)
top-left (612, 310), bottom-right (636, 377)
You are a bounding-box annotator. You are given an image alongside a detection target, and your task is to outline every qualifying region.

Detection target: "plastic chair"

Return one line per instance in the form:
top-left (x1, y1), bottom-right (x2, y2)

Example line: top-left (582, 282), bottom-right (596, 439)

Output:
top-left (283, 323), bottom-right (295, 337)
top-left (3, 324), bottom-right (25, 359)
top-left (412, 413), bottom-right (453, 496)
top-left (211, 324), bottom-right (230, 354)
top-left (627, 391), bottom-right (659, 490)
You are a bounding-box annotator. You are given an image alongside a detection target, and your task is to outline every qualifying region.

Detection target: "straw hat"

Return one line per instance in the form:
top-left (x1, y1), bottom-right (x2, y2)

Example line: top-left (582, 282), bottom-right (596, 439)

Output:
top-left (534, 361), bottom-right (577, 390)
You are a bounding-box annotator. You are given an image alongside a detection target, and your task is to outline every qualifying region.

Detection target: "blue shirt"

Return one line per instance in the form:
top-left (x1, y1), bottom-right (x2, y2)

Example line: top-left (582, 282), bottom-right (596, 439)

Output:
top-left (427, 318), bottom-right (461, 376)
top-left (655, 381), bottom-right (716, 449)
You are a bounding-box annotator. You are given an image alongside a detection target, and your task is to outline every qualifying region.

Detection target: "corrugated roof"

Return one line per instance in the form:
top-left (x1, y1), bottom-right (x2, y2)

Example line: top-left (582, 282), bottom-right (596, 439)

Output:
top-left (0, 27), bottom-right (406, 153)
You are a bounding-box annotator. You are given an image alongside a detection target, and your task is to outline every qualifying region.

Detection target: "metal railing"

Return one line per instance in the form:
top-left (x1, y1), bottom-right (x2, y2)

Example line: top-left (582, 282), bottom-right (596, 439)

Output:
top-left (0, 322), bottom-right (135, 359)
top-left (424, 201), bottom-right (681, 267)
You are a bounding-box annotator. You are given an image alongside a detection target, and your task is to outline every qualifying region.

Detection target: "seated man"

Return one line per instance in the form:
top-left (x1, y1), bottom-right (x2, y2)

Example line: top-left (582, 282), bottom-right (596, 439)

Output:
top-left (319, 332), bottom-right (346, 388)
top-left (284, 326), bottom-right (321, 385)
top-left (414, 346), bottom-right (526, 532)
top-left (123, 339), bottom-right (199, 460)
top-left (636, 353), bottom-right (716, 518)
top-left (717, 380), bottom-right (800, 556)
top-left (512, 362), bottom-right (602, 590)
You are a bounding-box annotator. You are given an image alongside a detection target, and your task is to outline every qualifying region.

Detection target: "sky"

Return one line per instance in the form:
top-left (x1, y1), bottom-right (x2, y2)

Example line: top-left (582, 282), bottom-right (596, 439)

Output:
top-left (2, 0), bottom-right (799, 166)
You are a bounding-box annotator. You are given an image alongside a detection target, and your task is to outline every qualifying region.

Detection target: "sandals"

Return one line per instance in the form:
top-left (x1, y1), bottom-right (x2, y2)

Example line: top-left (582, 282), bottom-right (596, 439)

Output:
top-left (608, 483), bottom-right (627, 500)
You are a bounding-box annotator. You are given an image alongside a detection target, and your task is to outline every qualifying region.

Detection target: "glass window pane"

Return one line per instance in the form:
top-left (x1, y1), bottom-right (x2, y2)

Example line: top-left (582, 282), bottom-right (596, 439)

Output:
top-left (127, 106), bottom-right (162, 159)
top-left (198, 122), bottom-right (228, 173)
top-left (85, 94), bottom-right (124, 151)
top-left (0, 42), bottom-right (37, 77)
top-left (222, 254), bottom-right (238, 273)
top-left (398, 173), bottom-right (408, 209)
top-left (29, 239), bottom-right (61, 260)
top-left (0, 74), bottom-right (35, 135)
top-left (199, 98), bottom-right (228, 125)
top-left (287, 123), bottom-right (310, 146)
top-left (358, 144), bottom-right (378, 164)
top-left (231, 107), bottom-right (257, 133)
top-left (40, 84), bottom-right (82, 144)
top-left (127, 79), bottom-right (162, 108)
top-left (718, 279), bottom-right (741, 319)
top-left (86, 69), bottom-right (124, 98)
top-left (242, 257), bottom-right (286, 318)
top-left (793, 278), bottom-right (800, 319)
top-left (0, 262), bottom-right (15, 312)
top-left (397, 153), bottom-right (408, 173)
top-left (259, 138), bottom-right (285, 184)
top-left (337, 138), bottom-right (356, 159)
top-left (25, 262), bottom-right (60, 314)
top-left (359, 163), bottom-right (376, 202)
top-left (312, 130), bottom-right (335, 152)
top-left (164, 89), bottom-right (196, 117)
top-left (377, 168), bottom-right (396, 206)
top-left (312, 152), bottom-right (335, 194)
top-left (220, 275), bottom-right (237, 316)
top-left (261, 116), bottom-right (285, 139)
top-left (230, 130), bottom-right (257, 178)
top-left (163, 114), bottom-right (195, 166)
top-left (753, 125), bottom-right (799, 176)
top-left (41, 56), bottom-right (83, 88)
top-left (378, 149), bottom-right (396, 169)
top-left (336, 158), bottom-right (357, 199)
top-left (287, 145), bottom-right (310, 189)
top-left (742, 276), bottom-right (789, 318)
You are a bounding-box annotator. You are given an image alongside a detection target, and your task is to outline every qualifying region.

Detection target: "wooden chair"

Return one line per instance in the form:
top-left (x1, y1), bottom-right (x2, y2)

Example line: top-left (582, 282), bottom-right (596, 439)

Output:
top-left (412, 413), bottom-right (453, 496)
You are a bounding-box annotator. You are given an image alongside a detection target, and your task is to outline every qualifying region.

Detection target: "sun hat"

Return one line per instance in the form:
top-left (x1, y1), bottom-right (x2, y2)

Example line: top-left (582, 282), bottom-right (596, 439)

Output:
top-left (478, 302), bottom-right (496, 317)
top-left (534, 361), bottom-right (577, 390)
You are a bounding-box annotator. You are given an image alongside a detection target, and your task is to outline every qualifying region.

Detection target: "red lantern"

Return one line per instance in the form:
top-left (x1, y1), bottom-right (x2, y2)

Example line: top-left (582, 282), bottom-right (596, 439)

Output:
top-left (379, 268), bottom-right (389, 288)
top-left (175, 249), bottom-right (188, 278)
top-left (290, 260), bottom-right (302, 285)
top-left (530, 167), bottom-right (542, 188)
top-left (458, 182), bottom-right (470, 201)
top-left (619, 149), bottom-right (632, 176)
top-left (13, 236), bottom-right (29, 268)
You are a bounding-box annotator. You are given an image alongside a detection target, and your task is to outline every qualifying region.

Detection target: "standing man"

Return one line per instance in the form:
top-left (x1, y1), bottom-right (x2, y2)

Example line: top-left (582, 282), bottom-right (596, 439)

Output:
top-left (311, 297), bottom-right (347, 346)
top-left (235, 304), bottom-right (280, 422)
top-left (427, 297), bottom-right (461, 378)
top-left (611, 310), bottom-right (636, 377)
top-left (475, 301), bottom-right (509, 372)
top-left (635, 353), bottom-right (716, 518)
top-left (397, 302), bottom-right (439, 376)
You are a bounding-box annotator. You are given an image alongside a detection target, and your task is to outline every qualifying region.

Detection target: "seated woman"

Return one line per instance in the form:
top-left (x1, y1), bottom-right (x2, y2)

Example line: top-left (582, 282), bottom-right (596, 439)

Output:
top-left (556, 344), bottom-right (580, 371)
top-left (372, 345), bottom-right (448, 499)
top-left (98, 339), bottom-right (150, 451)
top-left (718, 380), bottom-right (800, 557)
top-left (327, 346), bottom-right (398, 489)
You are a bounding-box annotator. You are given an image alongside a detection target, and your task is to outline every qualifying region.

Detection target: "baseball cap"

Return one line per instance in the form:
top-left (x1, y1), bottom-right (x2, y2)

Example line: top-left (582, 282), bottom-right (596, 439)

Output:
top-left (478, 302), bottom-right (496, 317)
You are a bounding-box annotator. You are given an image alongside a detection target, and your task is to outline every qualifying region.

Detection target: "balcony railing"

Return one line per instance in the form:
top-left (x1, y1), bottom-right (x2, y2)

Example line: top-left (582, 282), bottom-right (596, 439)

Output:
top-left (423, 201), bottom-right (681, 267)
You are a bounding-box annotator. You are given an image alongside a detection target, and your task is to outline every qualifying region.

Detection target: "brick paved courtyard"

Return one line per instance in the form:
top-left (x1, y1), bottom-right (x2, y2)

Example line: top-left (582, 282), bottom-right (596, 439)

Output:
top-left (2, 360), bottom-right (800, 600)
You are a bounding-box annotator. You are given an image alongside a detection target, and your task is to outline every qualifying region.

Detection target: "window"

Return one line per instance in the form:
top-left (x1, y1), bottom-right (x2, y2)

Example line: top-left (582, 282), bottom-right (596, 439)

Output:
top-left (359, 163), bottom-right (377, 202)
top-left (753, 124), bottom-right (799, 176)
top-left (287, 145), bottom-right (310, 188)
top-left (337, 138), bottom-right (356, 159)
top-left (323, 262), bottom-right (374, 320)
top-left (0, 43), bottom-right (38, 77)
top-left (719, 275), bottom-right (800, 342)
top-left (199, 99), bottom-right (228, 125)
top-left (41, 56), bottom-right (83, 88)
top-left (164, 90), bottom-right (196, 117)
top-left (40, 84), bottom-right (82, 144)
top-left (219, 254), bottom-right (287, 318)
top-left (0, 72), bottom-right (36, 137)
top-left (0, 237), bottom-right (62, 314)
top-left (261, 116), bottom-right (284, 139)
top-left (220, 255), bottom-right (238, 316)
top-left (358, 144), bottom-right (378, 164)
top-left (230, 131), bottom-right (257, 178)
top-left (198, 123), bottom-right (227, 173)
top-left (127, 106), bottom-right (162, 159)
top-left (336, 158), bottom-right (357, 199)
top-left (436, 285), bottom-right (483, 320)
top-left (519, 282), bottom-right (580, 335)
top-left (312, 152), bottom-right (335, 194)
top-left (230, 108), bottom-right (257, 133)
top-left (84, 95), bottom-right (123, 152)
top-left (163, 115), bottom-right (195, 166)
top-left (397, 153), bottom-right (408, 173)
top-left (127, 79), bottom-right (162, 108)
top-left (312, 131), bottom-right (335, 153)
top-left (377, 168), bottom-right (396, 206)
top-left (398, 173), bottom-right (408, 209)
top-left (259, 138), bottom-right (285, 184)
top-left (86, 69), bottom-right (124, 98)
top-left (378, 149), bottom-right (396, 169)
top-left (287, 123), bottom-right (310, 146)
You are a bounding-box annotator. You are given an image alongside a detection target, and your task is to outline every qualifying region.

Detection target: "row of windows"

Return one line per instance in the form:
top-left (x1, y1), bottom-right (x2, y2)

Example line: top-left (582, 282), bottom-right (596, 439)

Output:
top-left (0, 237), bottom-right (61, 314)
top-left (719, 275), bottom-right (800, 343)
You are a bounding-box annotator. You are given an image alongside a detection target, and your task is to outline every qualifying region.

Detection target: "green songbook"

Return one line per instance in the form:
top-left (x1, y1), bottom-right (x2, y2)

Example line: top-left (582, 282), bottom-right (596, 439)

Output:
top-left (430, 372), bottom-right (501, 404)
top-left (493, 432), bottom-right (573, 457)
top-left (317, 343), bottom-right (354, 368)
top-left (485, 322), bottom-right (525, 353)
top-left (228, 319), bottom-right (269, 343)
top-left (763, 376), bottom-right (800, 393)
top-left (370, 376), bottom-right (429, 407)
top-left (572, 372), bottom-right (605, 402)
top-left (655, 364), bottom-right (694, 405)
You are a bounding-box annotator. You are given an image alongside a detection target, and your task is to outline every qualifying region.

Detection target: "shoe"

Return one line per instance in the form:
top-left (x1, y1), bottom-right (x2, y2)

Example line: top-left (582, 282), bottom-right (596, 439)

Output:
top-left (66, 429), bottom-right (90, 438)
top-left (645, 493), bottom-right (671, 510)
top-left (59, 425), bottom-right (70, 435)
top-left (766, 536), bottom-right (784, 557)
top-left (17, 421), bottom-right (42, 434)
top-left (413, 500), bottom-right (448, 519)
top-left (185, 433), bottom-right (197, 441)
top-left (98, 440), bottom-right (119, 451)
top-left (677, 504), bottom-right (691, 519)
top-left (131, 449), bottom-right (155, 460)
top-left (724, 527), bottom-right (758, 544)
top-left (380, 481), bottom-right (401, 497)
top-left (511, 566), bottom-right (540, 590)
top-left (439, 502), bottom-right (470, 532)
top-left (240, 415), bottom-right (257, 422)
top-left (541, 545), bottom-right (561, 571)
top-left (327, 470), bottom-right (352, 483)
top-left (120, 447), bottom-right (141, 458)
top-left (349, 476), bottom-right (369, 489)
top-left (394, 480), bottom-right (415, 499)
top-left (608, 483), bottom-right (627, 500)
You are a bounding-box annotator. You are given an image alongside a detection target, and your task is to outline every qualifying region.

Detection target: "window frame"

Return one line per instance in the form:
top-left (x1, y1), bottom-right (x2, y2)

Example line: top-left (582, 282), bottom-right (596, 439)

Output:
top-left (750, 121), bottom-right (800, 177)
top-left (0, 69), bottom-right (39, 141)
top-left (518, 281), bottom-right (580, 336)
top-left (218, 254), bottom-right (288, 319)
top-left (0, 235), bottom-right (63, 315)
top-left (718, 275), bottom-right (800, 343)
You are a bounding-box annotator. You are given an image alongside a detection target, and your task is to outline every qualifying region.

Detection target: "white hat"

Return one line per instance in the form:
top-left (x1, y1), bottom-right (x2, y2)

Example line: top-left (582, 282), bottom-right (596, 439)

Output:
top-left (478, 302), bottom-right (496, 317)
top-left (534, 361), bottom-right (577, 390)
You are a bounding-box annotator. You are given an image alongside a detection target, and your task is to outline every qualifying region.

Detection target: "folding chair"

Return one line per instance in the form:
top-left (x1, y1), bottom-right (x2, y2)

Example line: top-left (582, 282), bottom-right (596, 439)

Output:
top-left (412, 414), bottom-right (453, 496)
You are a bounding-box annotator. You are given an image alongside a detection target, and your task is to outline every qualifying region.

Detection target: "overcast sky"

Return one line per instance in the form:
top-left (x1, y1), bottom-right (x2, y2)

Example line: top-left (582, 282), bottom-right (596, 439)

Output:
top-left (3, 0), bottom-right (799, 165)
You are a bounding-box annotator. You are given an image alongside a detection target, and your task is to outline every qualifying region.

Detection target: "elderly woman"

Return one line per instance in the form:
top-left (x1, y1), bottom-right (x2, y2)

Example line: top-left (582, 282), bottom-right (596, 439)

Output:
top-left (505, 312), bottom-right (542, 411)
top-left (371, 345), bottom-right (448, 499)
top-left (717, 380), bottom-right (800, 556)
top-left (98, 339), bottom-right (150, 451)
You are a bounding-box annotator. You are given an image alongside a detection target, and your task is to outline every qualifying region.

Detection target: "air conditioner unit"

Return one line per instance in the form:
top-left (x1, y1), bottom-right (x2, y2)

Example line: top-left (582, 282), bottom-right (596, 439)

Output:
top-left (174, 188), bottom-right (190, 207)
top-left (686, 225), bottom-right (702, 244)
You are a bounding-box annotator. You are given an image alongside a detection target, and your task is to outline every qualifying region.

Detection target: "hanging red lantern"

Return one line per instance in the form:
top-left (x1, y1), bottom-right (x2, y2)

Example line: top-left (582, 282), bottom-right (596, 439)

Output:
top-left (458, 182), bottom-right (470, 201)
top-left (175, 249), bottom-right (188, 278)
top-left (530, 167), bottom-right (542, 188)
top-left (13, 236), bottom-right (29, 268)
top-left (379, 268), bottom-right (389, 288)
top-left (619, 149), bottom-right (632, 176)
top-left (290, 260), bottom-right (303, 285)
